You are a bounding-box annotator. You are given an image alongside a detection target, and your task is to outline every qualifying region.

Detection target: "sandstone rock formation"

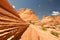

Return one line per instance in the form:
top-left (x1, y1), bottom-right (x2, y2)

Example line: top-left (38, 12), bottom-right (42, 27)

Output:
top-left (41, 15), bottom-right (60, 25)
top-left (19, 9), bottom-right (60, 40)
top-left (0, 0), bottom-right (29, 40)
top-left (18, 8), bottom-right (41, 26)
top-left (20, 24), bottom-right (59, 40)
top-left (0, 0), bottom-right (60, 40)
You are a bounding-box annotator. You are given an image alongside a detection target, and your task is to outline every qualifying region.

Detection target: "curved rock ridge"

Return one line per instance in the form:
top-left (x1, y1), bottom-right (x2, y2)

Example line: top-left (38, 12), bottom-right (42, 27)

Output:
top-left (20, 24), bottom-right (59, 40)
top-left (0, 0), bottom-right (60, 40)
top-left (18, 8), bottom-right (60, 40)
top-left (41, 15), bottom-right (60, 25)
top-left (0, 0), bottom-right (29, 40)
top-left (18, 8), bottom-right (41, 26)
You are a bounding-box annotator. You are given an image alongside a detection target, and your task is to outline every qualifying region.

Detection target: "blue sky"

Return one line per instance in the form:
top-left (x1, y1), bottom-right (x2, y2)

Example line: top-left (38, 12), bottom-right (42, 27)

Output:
top-left (9, 0), bottom-right (60, 19)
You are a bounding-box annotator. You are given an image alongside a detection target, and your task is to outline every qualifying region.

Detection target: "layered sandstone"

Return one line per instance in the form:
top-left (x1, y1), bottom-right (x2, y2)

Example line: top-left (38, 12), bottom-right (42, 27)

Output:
top-left (20, 15), bottom-right (60, 40)
top-left (18, 8), bottom-right (41, 25)
top-left (0, 0), bottom-right (60, 40)
top-left (0, 0), bottom-right (29, 40)
top-left (41, 15), bottom-right (60, 25)
top-left (20, 24), bottom-right (59, 40)
top-left (19, 9), bottom-right (60, 40)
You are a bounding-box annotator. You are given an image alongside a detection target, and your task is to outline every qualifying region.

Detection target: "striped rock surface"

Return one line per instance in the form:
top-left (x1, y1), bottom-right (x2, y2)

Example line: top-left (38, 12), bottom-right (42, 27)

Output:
top-left (18, 8), bottom-right (41, 26)
top-left (21, 24), bottom-right (59, 40)
top-left (0, 0), bottom-right (29, 40)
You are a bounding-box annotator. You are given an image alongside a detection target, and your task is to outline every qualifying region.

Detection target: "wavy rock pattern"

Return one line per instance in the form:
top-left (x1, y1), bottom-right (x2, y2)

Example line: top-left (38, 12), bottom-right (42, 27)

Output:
top-left (0, 0), bottom-right (29, 40)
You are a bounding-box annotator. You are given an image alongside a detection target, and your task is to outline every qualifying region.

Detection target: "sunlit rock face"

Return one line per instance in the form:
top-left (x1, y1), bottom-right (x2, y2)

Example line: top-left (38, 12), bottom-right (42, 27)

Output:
top-left (20, 15), bottom-right (60, 40)
top-left (20, 24), bottom-right (59, 40)
top-left (0, 0), bottom-right (29, 40)
top-left (18, 8), bottom-right (41, 25)
top-left (41, 15), bottom-right (60, 25)
top-left (55, 15), bottom-right (60, 23)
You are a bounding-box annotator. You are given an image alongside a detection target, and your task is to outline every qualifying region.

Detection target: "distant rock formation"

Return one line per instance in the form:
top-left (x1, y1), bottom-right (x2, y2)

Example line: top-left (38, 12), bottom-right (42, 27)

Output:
top-left (19, 9), bottom-right (60, 40)
top-left (18, 8), bottom-right (41, 25)
top-left (18, 8), bottom-right (60, 26)
top-left (41, 15), bottom-right (60, 25)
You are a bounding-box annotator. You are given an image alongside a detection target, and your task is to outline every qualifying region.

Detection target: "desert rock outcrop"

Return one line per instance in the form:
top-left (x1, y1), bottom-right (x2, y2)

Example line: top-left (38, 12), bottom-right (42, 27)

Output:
top-left (20, 24), bottom-right (59, 40)
top-left (0, 0), bottom-right (29, 40)
top-left (41, 15), bottom-right (60, 25)
top-left (18, 8), bottom-right (41, 25)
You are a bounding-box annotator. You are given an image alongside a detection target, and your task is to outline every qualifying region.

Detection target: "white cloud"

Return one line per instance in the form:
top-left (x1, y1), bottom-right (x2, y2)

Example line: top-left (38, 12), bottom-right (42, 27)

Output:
top-left (51, 11), bottom-right (60, 15)
top-left (12, 5), bottom-right (15, 8)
